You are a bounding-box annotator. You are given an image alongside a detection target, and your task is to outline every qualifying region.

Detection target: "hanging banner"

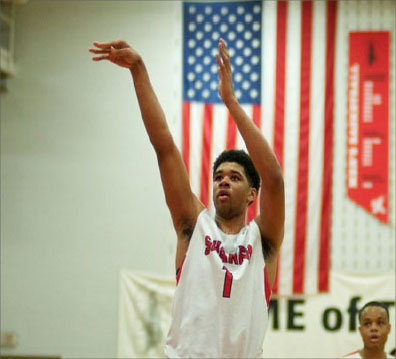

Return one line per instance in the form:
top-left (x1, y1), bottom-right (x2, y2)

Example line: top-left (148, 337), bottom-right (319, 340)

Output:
top-left (117, 270), bottom-right (396, 358)
top-left (346, 31), bottom-right (390, 223)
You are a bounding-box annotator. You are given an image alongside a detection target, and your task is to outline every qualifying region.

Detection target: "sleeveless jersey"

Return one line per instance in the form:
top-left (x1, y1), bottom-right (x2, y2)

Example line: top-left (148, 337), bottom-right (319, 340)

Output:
top-left (165, 209), bottom-right (271, 358)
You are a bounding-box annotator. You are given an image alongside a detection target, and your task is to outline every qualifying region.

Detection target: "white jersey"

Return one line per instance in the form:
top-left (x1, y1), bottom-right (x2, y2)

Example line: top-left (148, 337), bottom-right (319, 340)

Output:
top-left (165, 209), bottom-right (271, 358)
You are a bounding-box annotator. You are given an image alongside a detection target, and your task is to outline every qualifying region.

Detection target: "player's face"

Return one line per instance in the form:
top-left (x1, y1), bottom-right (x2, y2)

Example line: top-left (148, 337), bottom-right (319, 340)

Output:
top-left (212, 162), bottom-right (256, 219)
top-left (359, 306), bottom-right (391, 351)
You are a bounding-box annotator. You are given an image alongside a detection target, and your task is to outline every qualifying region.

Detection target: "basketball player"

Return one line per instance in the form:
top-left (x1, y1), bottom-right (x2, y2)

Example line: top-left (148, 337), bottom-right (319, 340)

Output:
top-left (90, 38), bottom-right (284, 358)
top-left (343, 301), bottom-right (392, 359)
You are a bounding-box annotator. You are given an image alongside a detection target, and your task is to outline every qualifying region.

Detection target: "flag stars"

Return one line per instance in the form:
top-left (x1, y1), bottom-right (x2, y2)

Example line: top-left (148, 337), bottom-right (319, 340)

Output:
top-left (184, 2), bottom-right (261, 103)
top-left (235, 56), bottom-right (244, 66)
top-left (245, 13), bottom-right (253, 22)
top-left (229, 14), bottom-right (237, 23)
top-left (203, 56), bottom-right (211, 65)
top-left (195, 47), bottom-right (203, 57)
top-left (250, 89), bottom-right (258, 99)
top-left (242, 81), bottom-right (250, 90)
top-left (244, 31), bottom-right (253, 40)
top-left (187, 88), bottom-right (195, 98)
top-left (236, 39), bottom-right (244, 49)
top-left (234, 73), bottom-right (243, 83)
top-left (188, 22), bottom-right (196, 32)
top-left (228, 32), bottom-right (236, 41)
top-left (242, 64), bottom-right (251, 73)
top-left (243, 47), bottom-right (252, 57)
top-left (196, 31), bottom-right (204, 40)
top-left (212, 14), bottom-right (220, 23)
top-left (187, 72), bottom-right (195, 81)
top-left (251, 56), bottom-right (259, 65)
top-left (250, 72), bottom-right (259, 82)
top-left (188, 39), bottom-right (196, 48)
top-left (212, 31), bottom-right (220, 41)
top-left (195, 64), bottom-right (203, 73)
top-left (195, 80), bottom-right (203, 90)
top-left (188, 56), bottom-right (195, 65)
top-left (196, 13), bottom-right (204, 23)
top-left (220, 23), bottom-right (228, 32)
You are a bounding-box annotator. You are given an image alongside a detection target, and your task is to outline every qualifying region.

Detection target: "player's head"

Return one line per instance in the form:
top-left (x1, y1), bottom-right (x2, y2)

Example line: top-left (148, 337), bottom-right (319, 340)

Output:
top-left (358, 301), bottom-right (391, 351)
top-left (212, 150), bottom-right (260, 218)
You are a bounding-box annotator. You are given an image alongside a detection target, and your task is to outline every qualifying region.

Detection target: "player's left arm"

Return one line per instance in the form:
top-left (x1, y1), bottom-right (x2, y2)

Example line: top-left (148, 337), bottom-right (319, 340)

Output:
top-left (216, 38), bottom-right (284, 282)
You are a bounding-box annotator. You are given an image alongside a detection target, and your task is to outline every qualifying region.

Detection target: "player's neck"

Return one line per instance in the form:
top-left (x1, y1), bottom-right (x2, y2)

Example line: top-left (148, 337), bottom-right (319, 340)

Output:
top-left (215, 213), bottom-right (246, 234)
top-left (360, 347), bottom-right (387, 359)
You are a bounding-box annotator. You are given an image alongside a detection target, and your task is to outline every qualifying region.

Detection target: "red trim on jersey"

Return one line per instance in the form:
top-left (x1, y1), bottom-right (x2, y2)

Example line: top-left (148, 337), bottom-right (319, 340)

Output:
top-left (264, 266), bottom-right (272, 307)
top-left (342, 350), bottom-right (360, 358)
top-left (176, 256), bottom-right (186, 285)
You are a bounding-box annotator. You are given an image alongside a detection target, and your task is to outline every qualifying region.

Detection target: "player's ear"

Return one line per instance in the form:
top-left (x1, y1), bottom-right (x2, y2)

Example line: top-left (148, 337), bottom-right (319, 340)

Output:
top-left (247, 187), bottom-right (257, 206)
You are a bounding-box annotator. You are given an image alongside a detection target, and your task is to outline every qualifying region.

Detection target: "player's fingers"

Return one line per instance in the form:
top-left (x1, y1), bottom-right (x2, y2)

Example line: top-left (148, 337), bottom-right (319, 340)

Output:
top-left (92, 41), bottom-right (112, 49)
top-left (89, 49), bottom-right (109, 55)
top-left (219, 39), bottom-right (231, 67)
top-left (93, 39), bottom-right (128, 50)
top-left (92, 55), bottom-right (110, 61)
top-left (215, 54), bottom-right (223, 68)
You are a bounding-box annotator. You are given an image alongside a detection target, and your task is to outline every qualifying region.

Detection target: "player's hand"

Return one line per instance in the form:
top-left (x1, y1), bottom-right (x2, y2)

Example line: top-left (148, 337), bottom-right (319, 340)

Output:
top-left (89, 39), bottom-right (141, 69)
top-left (215, 38), bottom-right (236, 105)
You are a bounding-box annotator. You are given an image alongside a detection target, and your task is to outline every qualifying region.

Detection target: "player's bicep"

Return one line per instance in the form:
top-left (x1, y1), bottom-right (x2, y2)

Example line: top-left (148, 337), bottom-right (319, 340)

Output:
top-left (157, 144), bottom-right (203, 231)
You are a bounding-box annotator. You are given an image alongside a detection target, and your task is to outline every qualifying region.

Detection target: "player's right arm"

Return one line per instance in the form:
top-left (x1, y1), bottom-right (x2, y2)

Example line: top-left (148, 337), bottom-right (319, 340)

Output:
top-left (90, 39), bottom-right (204, 269)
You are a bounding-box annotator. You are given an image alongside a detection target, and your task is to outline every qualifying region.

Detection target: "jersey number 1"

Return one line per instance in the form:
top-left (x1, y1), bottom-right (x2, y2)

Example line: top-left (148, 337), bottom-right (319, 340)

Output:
top-left (222, 266), bottom-right (233, 298)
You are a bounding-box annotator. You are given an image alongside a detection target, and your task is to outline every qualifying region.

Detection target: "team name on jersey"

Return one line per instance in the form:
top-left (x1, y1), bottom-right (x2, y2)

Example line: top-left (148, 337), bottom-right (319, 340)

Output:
top-left (204, 235), bottom-right (252, 265)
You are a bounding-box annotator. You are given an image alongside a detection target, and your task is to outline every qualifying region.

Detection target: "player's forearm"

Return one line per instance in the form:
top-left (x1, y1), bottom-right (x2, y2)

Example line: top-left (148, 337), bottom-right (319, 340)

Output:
top-left (225, 97), bottom-right (283, 187)
top-left (130, 59), bottom-right (174, 154)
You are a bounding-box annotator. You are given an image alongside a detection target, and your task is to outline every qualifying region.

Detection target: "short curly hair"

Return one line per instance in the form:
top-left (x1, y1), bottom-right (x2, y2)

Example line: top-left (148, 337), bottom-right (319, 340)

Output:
top-left (213, 149), bottom-right (260, 192)
top-left (358, 301), bottom-right (390, 322)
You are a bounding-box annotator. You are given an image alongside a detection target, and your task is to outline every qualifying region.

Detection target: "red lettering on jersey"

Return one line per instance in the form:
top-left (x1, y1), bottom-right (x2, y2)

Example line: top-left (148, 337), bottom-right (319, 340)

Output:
top-left (212, 240), bottom-right (221, 253)
top-left (247, 244), bottom-right (252, 260)
top-left (228, 253), bottom-right (238, 265)
top-left (219, 247), bottom-right (228, 263)
top-left (204, 236), bottom-right (212, 255)
top-left (238, 245), bottom-right (247, 264)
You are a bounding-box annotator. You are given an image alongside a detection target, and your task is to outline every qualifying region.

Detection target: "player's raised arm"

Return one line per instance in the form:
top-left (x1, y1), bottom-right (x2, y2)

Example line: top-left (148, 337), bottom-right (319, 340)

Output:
top-left (89, 40), bottom-right (203, 247)
top-left (216, 38), bottom-right (284, 280)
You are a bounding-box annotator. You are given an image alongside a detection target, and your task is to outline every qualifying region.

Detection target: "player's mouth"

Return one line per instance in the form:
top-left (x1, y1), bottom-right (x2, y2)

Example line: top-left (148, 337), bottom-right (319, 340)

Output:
top-left (369, 335), bottom-right (379, 343)
top-left (217, 190), bottom-right (230, 200)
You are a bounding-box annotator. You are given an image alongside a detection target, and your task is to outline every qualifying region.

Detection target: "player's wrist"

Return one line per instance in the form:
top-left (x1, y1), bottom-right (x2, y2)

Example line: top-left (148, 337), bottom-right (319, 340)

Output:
top-left (223, 95), bottom-right (239, 108)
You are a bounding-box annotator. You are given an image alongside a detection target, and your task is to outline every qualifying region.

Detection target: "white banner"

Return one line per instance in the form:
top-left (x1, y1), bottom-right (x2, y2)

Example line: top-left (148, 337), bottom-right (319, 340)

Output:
top-left (117, 271), bottom-right (395, 358)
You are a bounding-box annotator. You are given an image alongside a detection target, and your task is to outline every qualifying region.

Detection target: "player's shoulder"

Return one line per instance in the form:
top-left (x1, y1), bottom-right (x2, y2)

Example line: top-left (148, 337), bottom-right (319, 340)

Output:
top-left (342, 350), bottom-right (361, 358)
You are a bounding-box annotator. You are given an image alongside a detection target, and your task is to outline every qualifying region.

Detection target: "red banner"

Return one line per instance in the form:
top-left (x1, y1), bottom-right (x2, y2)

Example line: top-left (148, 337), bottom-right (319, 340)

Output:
top-left (346, 32), bottom-right (389, 223)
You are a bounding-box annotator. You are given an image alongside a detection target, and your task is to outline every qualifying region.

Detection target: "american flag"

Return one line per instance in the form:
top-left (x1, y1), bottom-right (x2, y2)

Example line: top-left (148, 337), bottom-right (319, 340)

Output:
top-left (181, 1), bottom-right (337, 295)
